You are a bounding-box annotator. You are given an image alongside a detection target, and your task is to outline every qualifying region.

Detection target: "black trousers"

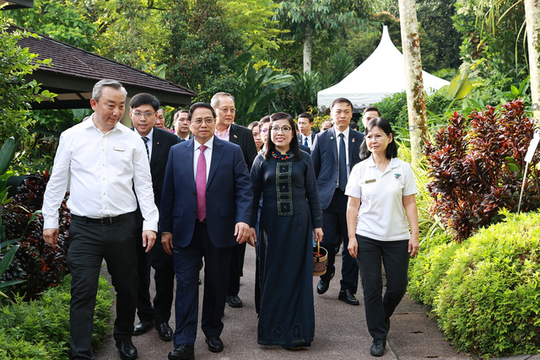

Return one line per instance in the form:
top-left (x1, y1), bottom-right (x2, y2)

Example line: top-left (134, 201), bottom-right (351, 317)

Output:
top-left (172, 222), bottom-right (233, 347)
top-left (67, 213), bottom-right (137, 360)
top-left (356, 235), bottom-right (410, 340)
top-left (227, 242), bottom-right (246, 296)
top-left (320, 188), bottom-right (359, 293)
top-left (136, 231), bottom-right (175, 324)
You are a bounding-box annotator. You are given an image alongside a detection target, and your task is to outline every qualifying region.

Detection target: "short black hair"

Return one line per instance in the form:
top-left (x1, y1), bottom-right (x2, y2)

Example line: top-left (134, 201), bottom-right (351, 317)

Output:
top-left (188, 102), bottom-right (216, 121)
top-left (331, 97), bottom-right (353, 111)
top-left (363, 106), bottom-right (381, 116)
top-left (298, 112), bottom-right (314, 123)
top-left (129, 93), bottom-right (160, 111)
top-left (359, 117), bottom-right (398, 161)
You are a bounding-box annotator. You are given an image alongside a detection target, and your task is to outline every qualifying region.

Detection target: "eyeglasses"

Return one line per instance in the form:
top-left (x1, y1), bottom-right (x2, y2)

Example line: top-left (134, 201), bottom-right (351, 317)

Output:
top-left (270, 126), bottom-right (293, 132)
top-left (192, 118), bottom-right (215, 125)
top-left (132, 111), bottom-right (155, 118)
top-left (218, 107), bottom-right (236, 113)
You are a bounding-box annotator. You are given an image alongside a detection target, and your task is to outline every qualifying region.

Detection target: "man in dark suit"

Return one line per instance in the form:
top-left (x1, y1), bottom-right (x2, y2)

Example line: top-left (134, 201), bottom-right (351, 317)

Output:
top-left (161, 102), bottom-right (252, 360)
top-left (361, 106), bottom-right (381, 131)
top-left (211, 92), bottom-right (257, 308)
top-left (174, 109), bottom-right (191, 142)
top-left (311, 97), bottom-right (364, 306)
top-left (129, 93), bottom-right (180, 341)
top-left (297, 112), bottom-right (316, 149)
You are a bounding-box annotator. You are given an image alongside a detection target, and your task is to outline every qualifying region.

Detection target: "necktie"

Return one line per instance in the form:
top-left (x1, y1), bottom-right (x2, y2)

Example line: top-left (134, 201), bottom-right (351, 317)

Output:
top-left (339, 133), bottom-right (347, 191)
top-left (142, 136), bottom-right (150, 160)
top-left (196, 145), bottom-right (207, 221)
top-left (304, 136), bottom-right (309, 147)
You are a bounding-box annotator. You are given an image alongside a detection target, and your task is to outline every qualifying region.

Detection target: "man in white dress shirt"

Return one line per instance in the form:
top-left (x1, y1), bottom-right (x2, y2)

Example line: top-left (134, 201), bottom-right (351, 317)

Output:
top-left (42, 79), bottom-right (158, 360)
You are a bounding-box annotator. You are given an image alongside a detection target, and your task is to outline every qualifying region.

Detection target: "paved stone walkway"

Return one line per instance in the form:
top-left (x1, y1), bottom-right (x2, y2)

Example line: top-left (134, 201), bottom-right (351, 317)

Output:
top-left (93, 245), bottom-right (531, 360)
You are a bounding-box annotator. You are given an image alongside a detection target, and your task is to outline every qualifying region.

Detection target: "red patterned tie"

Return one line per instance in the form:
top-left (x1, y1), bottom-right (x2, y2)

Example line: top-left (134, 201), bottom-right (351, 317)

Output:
top-left (196, 145), bottom-right (207, 221)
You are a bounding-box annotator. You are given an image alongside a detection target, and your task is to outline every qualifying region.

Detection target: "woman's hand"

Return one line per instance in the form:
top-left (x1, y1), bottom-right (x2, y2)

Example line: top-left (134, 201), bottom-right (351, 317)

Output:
top-left (246, 227), bottom-right (257, 247)
top-left (348, 236), bottom-right (358, 259)
top-left (314, 228), bottom-right (323, 244)
top-left (408, 233), bottom-right (419, 257)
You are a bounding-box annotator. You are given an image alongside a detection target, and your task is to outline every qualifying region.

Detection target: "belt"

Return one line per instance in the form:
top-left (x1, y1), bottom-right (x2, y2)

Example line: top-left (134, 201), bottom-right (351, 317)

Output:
top-left (72, 213), bottom-right (131, 225)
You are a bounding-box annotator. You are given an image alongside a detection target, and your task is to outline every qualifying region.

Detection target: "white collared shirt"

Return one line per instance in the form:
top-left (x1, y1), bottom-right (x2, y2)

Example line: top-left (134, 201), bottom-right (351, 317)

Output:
top-left (193, 136), bottom-right (214, 181)
top-left (42, 114), bottom-right (159, 231)
top-left (300, 132), bottom-right (314, 149)
top-left (345, 157), bottom-right (417, 240)
top-left (134, 127), bottom-right (154, 159)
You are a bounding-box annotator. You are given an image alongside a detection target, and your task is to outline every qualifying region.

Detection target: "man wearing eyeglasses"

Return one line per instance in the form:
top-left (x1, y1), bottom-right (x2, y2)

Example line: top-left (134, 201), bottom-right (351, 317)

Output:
top-left (160, 102), bottom-right (252, 359)
top-left (211, 92), bottom-right (257, 309)
top-left (130, 93), bottom-right (179, 342)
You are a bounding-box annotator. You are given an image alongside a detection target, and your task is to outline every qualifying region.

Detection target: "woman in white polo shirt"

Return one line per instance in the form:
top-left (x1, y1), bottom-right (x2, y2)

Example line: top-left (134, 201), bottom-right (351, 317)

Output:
top-left (345, 117), bottom-right (419, 357)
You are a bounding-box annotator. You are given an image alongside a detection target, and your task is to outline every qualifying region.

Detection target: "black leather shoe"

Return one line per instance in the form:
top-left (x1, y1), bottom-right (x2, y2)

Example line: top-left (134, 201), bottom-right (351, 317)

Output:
top-left (338, 289), bottom-right (360, 306)
top-left (205, 336), bottom-right (224, 352)
top-left (226, 295), bottom-right (243, 308)
top-left (157, 322), bottom-right (173, 341)
top-left (116, 340), bottom-right (138, 360)
top-left (370, 338), bottom-right (386, 357)
top-left (168, 344), bottom-right (194, 360)
top-left (133, 320), bottom-right (154, 335)
top-left (316, 279), bottom-right (330, 294)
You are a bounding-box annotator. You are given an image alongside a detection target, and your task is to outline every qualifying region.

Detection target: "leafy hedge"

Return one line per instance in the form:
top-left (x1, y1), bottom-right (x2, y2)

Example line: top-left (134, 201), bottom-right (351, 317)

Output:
top-left (0, 274), bottom-right (113, 360)
top-left (409, 211), bottom-right (540, 357)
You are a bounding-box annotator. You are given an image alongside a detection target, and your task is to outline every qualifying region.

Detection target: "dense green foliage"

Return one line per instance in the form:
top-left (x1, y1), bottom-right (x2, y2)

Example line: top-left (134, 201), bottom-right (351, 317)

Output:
top-left (0, 16), bottom-right (54, 147)
top-left (0, 274), bottom-right (113, 359)
top-left (409, 211), bottom-right (540, 357)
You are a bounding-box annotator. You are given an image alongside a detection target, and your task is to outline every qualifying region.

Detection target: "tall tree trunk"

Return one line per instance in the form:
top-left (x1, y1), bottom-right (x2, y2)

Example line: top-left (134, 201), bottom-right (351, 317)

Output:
top-left (398, 0), bottom-right (428, 168)
top-left (525, 0), bottom-right (540, 122)
top-left (303, 26), bottom-right (313, 74)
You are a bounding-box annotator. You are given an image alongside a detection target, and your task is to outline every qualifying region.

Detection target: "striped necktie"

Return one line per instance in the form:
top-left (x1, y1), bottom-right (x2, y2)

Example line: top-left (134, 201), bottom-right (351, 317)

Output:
top-left (141, 136), bottom-right (150, 160)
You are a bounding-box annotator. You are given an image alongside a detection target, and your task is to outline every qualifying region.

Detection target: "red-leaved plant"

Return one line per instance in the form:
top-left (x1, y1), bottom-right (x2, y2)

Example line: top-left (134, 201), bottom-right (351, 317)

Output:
top-left (424, 100), bottom-right (540, 242)
top-left (0, 171), bottom-right (71, 300)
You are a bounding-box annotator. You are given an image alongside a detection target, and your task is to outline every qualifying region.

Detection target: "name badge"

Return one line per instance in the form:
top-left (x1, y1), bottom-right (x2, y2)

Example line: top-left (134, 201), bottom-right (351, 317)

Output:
top-left (365, 179), bottom-right (376, 184)
top-left (113, 147), bottom-right (125, 152)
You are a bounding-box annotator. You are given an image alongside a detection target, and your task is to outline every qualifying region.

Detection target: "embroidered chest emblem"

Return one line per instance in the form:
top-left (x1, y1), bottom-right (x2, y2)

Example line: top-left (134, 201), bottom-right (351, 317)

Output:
top-left (394, 173), bottom-right (401, 179)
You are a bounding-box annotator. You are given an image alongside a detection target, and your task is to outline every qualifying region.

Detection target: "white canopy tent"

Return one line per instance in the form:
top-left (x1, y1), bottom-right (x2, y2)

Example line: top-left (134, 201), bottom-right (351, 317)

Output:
top-left (317, 26), bottom-right (450, 111)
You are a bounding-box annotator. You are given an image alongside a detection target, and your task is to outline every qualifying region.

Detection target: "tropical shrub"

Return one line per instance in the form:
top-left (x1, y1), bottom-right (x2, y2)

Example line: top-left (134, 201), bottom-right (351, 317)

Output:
top-left (373, 91), bottom-right (408, 131)
top-left (0, 274), bottom-right (113, 359)
top-left (287, 72), bottom-right (322, 115)
top-left (434, 211), bottom-right (540, 357)
top-left (424, 100), bottom-right (540, 242)
top-left (1, 172), bottom-right (71, 300)
top-left (408, 232), bottom-right (459, 307)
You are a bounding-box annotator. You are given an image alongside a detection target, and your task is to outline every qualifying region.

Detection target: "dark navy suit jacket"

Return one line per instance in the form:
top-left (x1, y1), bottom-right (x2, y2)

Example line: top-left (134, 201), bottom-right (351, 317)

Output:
top-left (229, 123), bottom-right (257, 170)
top-left (160, 137), bottom-right (252, 248)
top-left (311, 127), bottom-right (364, 210)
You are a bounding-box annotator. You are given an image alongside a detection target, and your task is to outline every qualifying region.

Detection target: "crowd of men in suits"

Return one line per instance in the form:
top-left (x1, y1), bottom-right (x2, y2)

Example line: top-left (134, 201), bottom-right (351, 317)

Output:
top-left (42, 79), bottom-right (381, 360)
